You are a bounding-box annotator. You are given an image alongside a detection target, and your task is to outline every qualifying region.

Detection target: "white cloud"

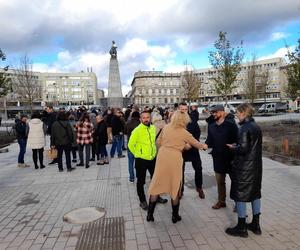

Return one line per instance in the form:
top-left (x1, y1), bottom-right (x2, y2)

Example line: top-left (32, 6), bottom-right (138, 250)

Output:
top-left (270, 32), bottom-right (289, 41)
top-left (1, 0), bottom-right (299, 53)
top-left (2, 0), bottom-right (300, 99)
top-left (258, 46), bottom-right (295, 61)
top-left (32, 38), bottom-right (177, 96)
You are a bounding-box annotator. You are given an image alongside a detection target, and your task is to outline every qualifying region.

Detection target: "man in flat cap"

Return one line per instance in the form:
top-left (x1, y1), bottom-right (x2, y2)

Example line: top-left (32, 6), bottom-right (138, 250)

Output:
top-left (205, 104), bottom-right (238, 209)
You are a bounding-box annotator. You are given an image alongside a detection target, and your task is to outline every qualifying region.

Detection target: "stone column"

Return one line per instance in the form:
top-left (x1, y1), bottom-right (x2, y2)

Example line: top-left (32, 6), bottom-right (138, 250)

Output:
top-left (107, 57), bottom-right (123, 108)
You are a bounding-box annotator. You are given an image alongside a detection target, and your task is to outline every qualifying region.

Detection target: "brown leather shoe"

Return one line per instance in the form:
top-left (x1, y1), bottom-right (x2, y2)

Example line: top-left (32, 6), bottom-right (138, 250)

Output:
top-left (212, 201), bottom-right (226, 209)
top-left (197, 188), bottom-right (205, 199)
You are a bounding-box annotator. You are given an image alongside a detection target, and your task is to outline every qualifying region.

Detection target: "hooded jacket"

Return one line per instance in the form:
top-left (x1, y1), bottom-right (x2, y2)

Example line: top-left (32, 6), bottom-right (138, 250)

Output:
top-left (51, 120), bottom-right (74, 146)
top-left (128, 123), bottom-right (156, 161)
top-left (27, 118), bottom-right (46, 149)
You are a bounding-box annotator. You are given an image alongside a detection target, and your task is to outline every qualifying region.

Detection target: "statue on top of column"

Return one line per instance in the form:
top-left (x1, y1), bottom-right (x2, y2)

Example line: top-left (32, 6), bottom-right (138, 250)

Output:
top-left (109, 40), bottom-right (117, 59)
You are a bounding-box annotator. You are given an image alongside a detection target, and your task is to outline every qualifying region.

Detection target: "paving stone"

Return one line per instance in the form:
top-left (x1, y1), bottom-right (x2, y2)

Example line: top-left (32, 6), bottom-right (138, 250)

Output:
top-left (43, 237), bottom-right (58, 248)
top-left (148, 237), bottom-right (161, 249)
top-left (0, 139), bottom-right (299, 250)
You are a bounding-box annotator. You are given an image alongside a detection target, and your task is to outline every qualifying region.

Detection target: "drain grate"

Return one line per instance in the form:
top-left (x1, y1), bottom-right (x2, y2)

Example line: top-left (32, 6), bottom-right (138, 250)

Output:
top-left (76, 217), bottom-right (125, 250)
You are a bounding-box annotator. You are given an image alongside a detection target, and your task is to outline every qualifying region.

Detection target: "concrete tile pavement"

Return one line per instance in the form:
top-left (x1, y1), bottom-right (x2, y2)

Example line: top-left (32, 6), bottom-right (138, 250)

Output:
top-left (0, 138), bottom-right (299, 249)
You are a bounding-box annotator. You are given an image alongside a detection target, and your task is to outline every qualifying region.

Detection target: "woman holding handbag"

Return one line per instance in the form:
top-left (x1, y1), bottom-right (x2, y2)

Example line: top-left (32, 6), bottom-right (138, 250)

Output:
top-left (27, 112), bottom-right (47, 169)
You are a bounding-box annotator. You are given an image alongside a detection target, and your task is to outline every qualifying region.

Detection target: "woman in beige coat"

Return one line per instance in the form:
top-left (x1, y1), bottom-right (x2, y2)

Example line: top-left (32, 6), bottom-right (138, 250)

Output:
top-left (147, 111), bottom-right (207, 223)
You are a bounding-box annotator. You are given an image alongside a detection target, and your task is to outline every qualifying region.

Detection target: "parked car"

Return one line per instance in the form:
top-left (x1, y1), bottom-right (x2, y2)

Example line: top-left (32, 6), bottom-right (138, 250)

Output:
top-left (258, 103), bottom-right (287, 113)
top-left (197, 104), bottom-right (209, 114)
top-left (208, 103), bottom-right (236, 114)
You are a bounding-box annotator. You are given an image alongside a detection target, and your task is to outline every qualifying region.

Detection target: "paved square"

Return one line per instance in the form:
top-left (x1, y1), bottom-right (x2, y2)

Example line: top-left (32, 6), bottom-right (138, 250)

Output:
top-left (0, 139), bottom-right (299, 249)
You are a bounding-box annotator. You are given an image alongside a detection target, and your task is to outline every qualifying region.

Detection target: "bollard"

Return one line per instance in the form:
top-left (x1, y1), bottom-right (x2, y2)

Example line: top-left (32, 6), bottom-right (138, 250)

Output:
top-left (282, 138), bottom-right (289, 155)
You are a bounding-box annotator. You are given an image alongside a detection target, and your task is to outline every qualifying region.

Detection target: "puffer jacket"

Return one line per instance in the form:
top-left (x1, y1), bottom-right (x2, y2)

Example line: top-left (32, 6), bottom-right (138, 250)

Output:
top-left (27, 118), bottom-right (46, 149)
top-left (230, 118), bottom-right (263, 202)
top-left (128, 123), bottom-right (156, 161)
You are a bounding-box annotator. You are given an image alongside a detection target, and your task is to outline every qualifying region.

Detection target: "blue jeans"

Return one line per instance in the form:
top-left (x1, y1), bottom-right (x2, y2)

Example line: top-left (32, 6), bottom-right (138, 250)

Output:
top-left (127, 150), bottom-right (135, 181)
top-left (236, 199), bottom-right (261, 218)
top-left (110, 135), bottom-right (122, 157)
top-left (98, 145), bottom-right (108, 158)
top-left (18, 139), bottom-right (27, 163)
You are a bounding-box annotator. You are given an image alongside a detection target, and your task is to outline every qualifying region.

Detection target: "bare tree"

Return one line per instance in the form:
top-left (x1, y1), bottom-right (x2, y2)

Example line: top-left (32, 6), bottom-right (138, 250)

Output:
top-left (180, 61), bottom-right (201, 103)
top-left (244, 55), bottom-right (257, 104)
top-left (257, 70), bottom-right (270, 113)
top-left (14, 55), bottom-right (41, 114)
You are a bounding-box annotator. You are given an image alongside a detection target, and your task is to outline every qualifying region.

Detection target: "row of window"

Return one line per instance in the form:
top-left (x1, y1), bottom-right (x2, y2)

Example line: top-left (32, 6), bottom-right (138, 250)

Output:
top-left (138, 88), bottom-right (180, 95)
top-left (196, 63), bottom-right (279, 76)
top-left (45, 94), bottom-right (94, 100)
top-left (138, 97), bottom-right (180, 105)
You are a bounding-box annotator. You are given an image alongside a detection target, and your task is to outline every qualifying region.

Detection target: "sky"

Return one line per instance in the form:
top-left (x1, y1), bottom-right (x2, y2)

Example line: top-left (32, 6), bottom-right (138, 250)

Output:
top-left (0, 0), bottom-right (299, 96)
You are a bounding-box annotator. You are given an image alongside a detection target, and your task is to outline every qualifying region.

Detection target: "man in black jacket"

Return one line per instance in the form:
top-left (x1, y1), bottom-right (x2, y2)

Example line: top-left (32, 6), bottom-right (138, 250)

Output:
top-left (182, 104), bottom-right (205, 199)
top-left (15, 114), bottom-right (30, 168)
top-left (205, 105), bottom-right (238, 209)
top-left (51, 112), bottom-right (75, 172)
top-left (45, 106), bottom-right (58, 164)
top-left (110, 109), bottom-right (125, 158)
top-left (124, 111), bottom-right (140, 182)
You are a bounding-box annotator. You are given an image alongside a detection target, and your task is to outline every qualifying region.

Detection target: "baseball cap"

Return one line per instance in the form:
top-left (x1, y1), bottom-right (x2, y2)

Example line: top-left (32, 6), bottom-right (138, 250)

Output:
top-left (210, 104), bottom-right (224, 112)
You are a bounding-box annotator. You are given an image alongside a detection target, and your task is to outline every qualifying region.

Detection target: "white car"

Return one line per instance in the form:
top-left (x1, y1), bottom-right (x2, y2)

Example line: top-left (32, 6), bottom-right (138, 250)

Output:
top-left (208, 103), bottom-right (236, 114)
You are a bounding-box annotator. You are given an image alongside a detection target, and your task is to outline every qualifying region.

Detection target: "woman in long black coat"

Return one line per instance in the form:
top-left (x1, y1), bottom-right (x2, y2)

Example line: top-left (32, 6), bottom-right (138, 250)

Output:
top-left (225, 103), bottom-right (263, 238)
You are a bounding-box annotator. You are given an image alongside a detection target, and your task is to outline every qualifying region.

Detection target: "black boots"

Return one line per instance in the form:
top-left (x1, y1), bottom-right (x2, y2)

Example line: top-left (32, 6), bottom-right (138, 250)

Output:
top-left (247, 213), bottom-right (262, 235)
top-left (225, 217), bottom-right (248, 238)
top-left (172, 202), bottom-right (182, 223)
top-left (146, 200), bottom-right (157, 222)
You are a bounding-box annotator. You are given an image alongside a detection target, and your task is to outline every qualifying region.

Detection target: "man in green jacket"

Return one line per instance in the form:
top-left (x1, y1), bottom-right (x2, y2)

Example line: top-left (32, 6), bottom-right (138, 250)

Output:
top-left (128, 111), bottom-right (167, 210)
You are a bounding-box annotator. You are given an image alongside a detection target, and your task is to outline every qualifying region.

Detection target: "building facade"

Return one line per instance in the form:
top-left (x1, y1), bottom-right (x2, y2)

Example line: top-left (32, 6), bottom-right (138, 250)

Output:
top-left (130, 57), bottom-right (288, 106)
top-left (130, 71), bottom-right (182, 107)
top-left (40, 72), bottom-right (98, 106)
top-left (196, 57), bottom-right (287, 103)
top-left (0, 69), bottom-right (99, 106)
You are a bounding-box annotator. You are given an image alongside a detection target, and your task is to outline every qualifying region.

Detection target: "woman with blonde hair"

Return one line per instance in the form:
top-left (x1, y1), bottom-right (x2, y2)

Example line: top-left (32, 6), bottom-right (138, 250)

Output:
top-left (147, 110), bottom-right (207, 223)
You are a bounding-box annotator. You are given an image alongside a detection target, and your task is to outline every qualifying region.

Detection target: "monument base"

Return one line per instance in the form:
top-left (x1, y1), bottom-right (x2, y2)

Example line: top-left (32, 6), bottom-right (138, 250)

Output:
top-left (99, 97), bottom-right (132, 110)
top-left (108, 97), bottom-right (123, 109)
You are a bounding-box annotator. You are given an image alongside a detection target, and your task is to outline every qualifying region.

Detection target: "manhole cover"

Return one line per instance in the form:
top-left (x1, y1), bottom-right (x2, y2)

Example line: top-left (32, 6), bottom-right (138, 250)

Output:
top-left (76, 217), bottom-right (125, 250)
top-left (63, 207), bottom-right (106, 224)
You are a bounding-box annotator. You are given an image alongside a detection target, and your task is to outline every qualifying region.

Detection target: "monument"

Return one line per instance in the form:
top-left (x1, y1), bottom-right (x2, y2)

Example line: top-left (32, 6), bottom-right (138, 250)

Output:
top-left (107, 41), bottom-right (123, 108)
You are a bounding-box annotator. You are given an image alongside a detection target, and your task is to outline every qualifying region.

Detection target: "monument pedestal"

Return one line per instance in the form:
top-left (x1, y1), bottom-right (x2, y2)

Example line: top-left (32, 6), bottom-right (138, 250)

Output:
top-left (107, 58), bottom-right (123, 108)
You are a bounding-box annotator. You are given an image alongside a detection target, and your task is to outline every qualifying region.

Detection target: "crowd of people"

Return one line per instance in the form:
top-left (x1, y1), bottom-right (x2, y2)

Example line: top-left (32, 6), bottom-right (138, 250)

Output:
top-left (14, 102), bottom-right (263, 238)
